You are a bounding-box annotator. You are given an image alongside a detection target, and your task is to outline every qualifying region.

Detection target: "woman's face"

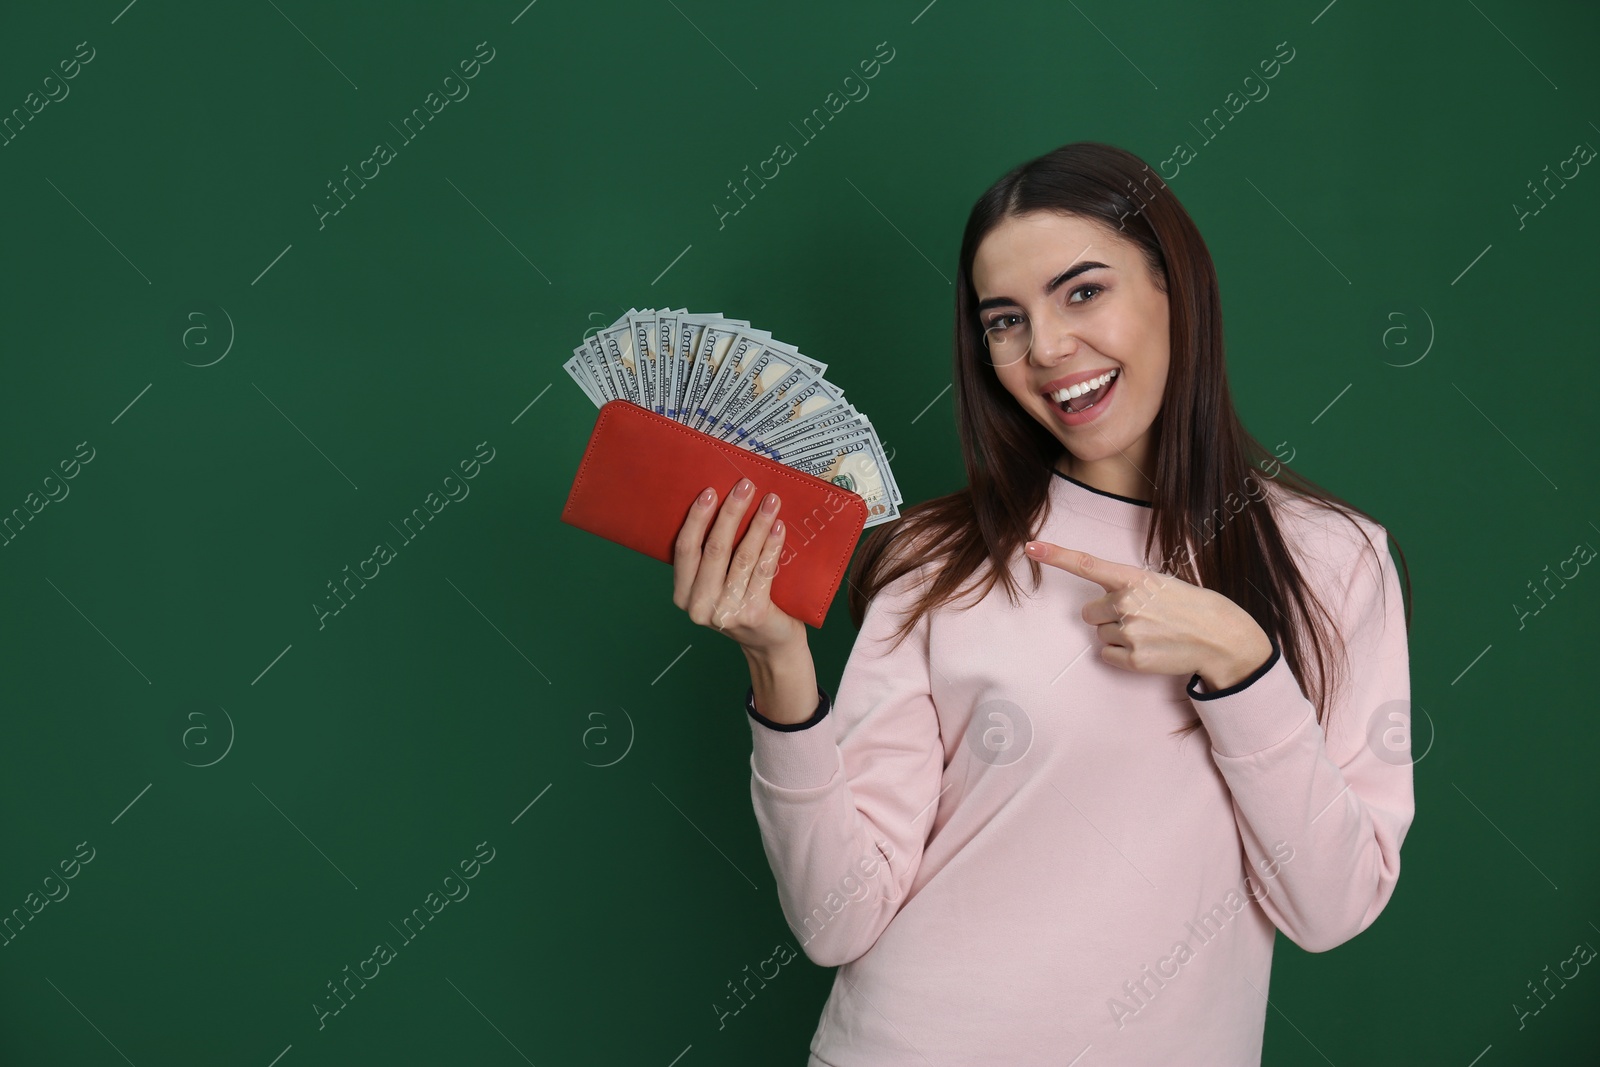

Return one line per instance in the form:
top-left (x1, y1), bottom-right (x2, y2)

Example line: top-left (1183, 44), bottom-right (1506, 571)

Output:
top-left (971, 210), bottom-right (1170, 486)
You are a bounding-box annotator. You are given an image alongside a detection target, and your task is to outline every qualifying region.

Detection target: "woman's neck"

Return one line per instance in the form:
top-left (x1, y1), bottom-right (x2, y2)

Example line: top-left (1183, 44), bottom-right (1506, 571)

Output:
top-left (1053, 455), bottom-right (1155, 505)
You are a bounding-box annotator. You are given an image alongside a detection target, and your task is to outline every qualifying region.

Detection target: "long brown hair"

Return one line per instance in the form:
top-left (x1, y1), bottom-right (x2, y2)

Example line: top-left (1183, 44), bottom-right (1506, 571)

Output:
top-left (847, 141), bottom-right (1411, 737)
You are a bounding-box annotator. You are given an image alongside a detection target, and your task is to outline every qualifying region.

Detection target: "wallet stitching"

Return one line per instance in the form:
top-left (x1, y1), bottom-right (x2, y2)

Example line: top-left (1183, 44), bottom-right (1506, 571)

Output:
top-left (569, 400), bottom-right (869, 623)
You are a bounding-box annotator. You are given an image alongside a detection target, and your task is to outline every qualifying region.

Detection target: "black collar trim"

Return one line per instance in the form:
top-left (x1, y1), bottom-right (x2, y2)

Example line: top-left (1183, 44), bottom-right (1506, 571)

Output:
top-left (1051, 467), bottom-right (1154, 508)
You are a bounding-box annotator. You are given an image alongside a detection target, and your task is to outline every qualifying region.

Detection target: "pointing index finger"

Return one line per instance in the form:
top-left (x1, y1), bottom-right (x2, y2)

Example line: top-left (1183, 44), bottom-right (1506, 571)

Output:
top-left (1023, 540), bottom-right (1139, 590)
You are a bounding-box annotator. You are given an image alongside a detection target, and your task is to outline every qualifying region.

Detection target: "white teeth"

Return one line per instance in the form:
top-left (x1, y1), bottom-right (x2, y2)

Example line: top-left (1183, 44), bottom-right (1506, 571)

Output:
top-left (1047, 368), bottom-right (1118, 403)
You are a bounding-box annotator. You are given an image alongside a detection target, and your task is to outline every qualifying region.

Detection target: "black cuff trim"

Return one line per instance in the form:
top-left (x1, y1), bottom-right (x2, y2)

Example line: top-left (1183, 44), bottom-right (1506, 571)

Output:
top-left (1187, 631), bottom-right (1281, 702)
top-left (746, 683), bottom-right (832, 731)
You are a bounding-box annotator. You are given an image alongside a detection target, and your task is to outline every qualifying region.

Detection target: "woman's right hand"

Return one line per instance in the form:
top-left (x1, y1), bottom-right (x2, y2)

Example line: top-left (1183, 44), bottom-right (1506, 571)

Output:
top-left (672, 478), bottom-right (804, 656)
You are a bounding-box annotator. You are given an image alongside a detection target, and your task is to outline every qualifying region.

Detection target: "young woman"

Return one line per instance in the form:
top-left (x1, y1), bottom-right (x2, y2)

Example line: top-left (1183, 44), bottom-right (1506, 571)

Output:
top-left (672, 142), bottom-right (1415, 1065)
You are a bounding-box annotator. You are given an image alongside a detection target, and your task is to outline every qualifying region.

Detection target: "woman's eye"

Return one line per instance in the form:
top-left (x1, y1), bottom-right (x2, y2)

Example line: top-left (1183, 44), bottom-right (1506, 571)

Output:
top-left (985, 313), bottom-right (1022, 331)
top-left (1068, 284), bottom-right (1103, 303)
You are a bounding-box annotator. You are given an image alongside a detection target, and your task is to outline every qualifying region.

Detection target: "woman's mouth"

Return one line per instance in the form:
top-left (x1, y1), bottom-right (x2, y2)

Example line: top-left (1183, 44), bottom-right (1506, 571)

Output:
top-left (1044, 368), bottom-right (1120, 425)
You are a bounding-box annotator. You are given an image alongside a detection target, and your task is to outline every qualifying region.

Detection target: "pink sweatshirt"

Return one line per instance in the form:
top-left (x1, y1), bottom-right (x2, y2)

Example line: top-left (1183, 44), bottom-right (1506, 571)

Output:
top-left (745, 468), bottom-right (1414, 1066)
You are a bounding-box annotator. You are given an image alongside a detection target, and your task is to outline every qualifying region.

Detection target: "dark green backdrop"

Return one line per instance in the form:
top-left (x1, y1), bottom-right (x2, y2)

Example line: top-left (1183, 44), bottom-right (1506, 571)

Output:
top-left (1, 0), bottom-right (1595, 1063)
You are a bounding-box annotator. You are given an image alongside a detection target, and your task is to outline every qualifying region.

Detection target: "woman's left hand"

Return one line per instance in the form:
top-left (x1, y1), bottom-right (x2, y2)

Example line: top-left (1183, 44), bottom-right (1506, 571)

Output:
top-left (1023, 540), bottom-right (1274, 690)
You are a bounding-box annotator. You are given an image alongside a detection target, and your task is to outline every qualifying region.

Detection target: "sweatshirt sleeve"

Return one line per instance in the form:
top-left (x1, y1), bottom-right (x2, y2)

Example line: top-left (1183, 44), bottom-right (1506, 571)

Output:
top-left (1186, 519), bottom-right (1415, 954)
top-left (745, 565), bottom-right (944, 968)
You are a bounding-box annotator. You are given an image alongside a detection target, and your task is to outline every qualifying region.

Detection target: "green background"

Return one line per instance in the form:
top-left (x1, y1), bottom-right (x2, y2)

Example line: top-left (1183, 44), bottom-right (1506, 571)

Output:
top-left (1, 0), bottom-right (1596, 1063)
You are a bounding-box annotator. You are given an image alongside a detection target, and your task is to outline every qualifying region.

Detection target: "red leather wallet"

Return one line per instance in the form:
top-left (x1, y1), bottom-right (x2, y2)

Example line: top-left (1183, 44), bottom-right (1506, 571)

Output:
top-left (560, 399), bottom-right (868, 628)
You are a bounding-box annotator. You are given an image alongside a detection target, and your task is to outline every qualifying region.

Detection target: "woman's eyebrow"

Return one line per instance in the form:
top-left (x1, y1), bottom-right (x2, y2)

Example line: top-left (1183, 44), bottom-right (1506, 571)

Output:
top-left (976, 261), bottom-right (1112, 311)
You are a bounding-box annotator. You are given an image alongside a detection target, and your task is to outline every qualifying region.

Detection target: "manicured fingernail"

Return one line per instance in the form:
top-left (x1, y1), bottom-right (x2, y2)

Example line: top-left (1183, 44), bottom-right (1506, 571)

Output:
top-left (773, 520), bottom-right (784, 535)
top-left (698, 487), bottom-right (715, 506)
top-left (761, 493), bottom-right (778, 513)
top-left (1024, 541), bottom-right (1044, 557)
top-left (735, 478), bottom-right (753, 496)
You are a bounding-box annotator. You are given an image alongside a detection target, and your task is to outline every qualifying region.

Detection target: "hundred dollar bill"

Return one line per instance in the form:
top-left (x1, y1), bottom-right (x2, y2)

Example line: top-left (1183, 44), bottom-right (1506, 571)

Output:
top-left (666, 314), bottom-right (699, 420)
top-left (608, 308), bottom-right (646, 409)
top-left (755, 398), bottom-right (864, 460)
top-left (733, 379), bottom-right (848, 456)
top-left (783, 419), bottom-right (903, 506)
top-left (570, 308), bottom-right (697, 410)
top-left (681, 318), bottom-right (723, 414)
top-left (575, 332), bottom-right (620, 403)
top-left (596, 313), bottom-right (644, 405)
top-left (770, 402), bottom-right (872, 458)
top-left (704, 336), bottom-right (822, 441)
top-left (714, 341), bottom-right (828, 443)
top-left (782, 428), bottom-right (901, 526)
top-left (627, 309), bottom-right (665, 414)
top-left (563, 351), bottom-right (602, 406)
top-left (564, 309), bottom-right (625, 405)
top-left (699, 331), bottom-right (769, 438)
top-left (668, 313), bottom-right (730, 422)
top-left (705, 323), bottom-right (777, 405)
top-left (655, 309), bottom-right (682, 416)
top-left (604, 310), bottom-right (656, 406)
top-left (683, 320), bottom-right (759, 433)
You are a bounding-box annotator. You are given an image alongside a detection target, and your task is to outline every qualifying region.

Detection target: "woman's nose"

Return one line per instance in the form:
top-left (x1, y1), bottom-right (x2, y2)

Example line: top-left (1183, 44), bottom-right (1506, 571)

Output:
top-left (1030, 324), bottom-right (1077, 363)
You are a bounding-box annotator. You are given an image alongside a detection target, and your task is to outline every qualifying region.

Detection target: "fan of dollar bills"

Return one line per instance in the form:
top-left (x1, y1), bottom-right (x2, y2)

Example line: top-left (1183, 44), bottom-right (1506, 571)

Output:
top-left (563, 308), bottom-right (902, 528)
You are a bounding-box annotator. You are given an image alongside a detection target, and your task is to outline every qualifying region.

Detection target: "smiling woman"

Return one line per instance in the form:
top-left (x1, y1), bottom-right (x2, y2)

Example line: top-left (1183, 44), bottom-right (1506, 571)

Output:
top-left (726, 141), bottom-right (1418, 1066)
top-left (973, 212), bottom-right (1170, 452)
